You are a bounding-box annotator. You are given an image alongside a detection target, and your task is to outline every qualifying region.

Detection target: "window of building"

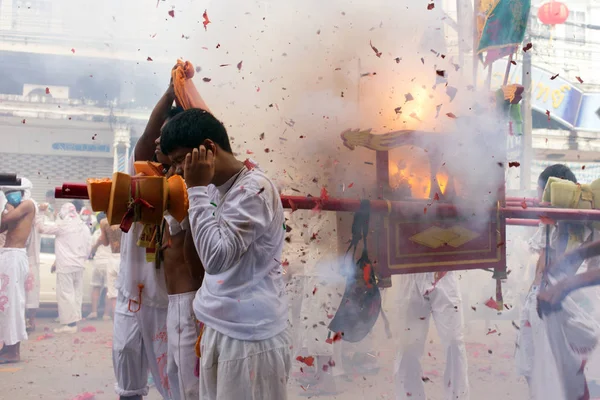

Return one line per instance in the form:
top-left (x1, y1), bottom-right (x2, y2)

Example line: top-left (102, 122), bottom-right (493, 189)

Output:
top-left (565, 10), bottom-right (586, 44)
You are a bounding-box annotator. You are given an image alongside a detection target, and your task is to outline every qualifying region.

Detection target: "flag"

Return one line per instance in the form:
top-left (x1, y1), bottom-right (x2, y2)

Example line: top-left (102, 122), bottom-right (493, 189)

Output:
top-left (476, 0), bottom-right (531, 66)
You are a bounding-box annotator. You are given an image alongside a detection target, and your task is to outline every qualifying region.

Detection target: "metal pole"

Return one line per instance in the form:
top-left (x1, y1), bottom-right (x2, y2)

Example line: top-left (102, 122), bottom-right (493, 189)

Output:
top-left (521, 29), bottom-right (533, 192)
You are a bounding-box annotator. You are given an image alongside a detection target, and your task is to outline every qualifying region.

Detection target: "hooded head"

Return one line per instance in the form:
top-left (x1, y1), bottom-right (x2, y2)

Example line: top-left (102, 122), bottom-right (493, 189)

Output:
top-left (59, 203), bottom-right (80, 221)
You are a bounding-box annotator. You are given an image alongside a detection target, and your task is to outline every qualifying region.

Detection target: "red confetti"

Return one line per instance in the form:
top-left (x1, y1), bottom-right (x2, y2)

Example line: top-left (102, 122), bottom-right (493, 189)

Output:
top-left (332, 331), bottom-right (343, 342)
top-left (405, 93), bottom-right (414, 102)
top-left (576, 76), bottom-right (584, 84)
top-left (497, 241), bottom-right (505, 248)
top-left (45, 87), bottom-right (50, 94)
top-left (327, 313), bottom-right (334, 319)
top-left (322, 364), bottom-right (329, 372)
top-left (36, 333), bottom-right (54, 341)
top-left (147, 57), bottom-right (153, 62)
top-left (551, 73), bottom-right (559, 80)
top-left (81, 325), bottom-right (97, 333)
top-left (484, 297), bottom-right (498, 310)
top-left (202, 9), bottom-right (211, 31)
top-left (424, 207), bottom-right (428, 215)
top-left (582, 165), bottom-right (586, 170)
top-left (70, 48), bottom-right (76, 54)
top-left (168, 10), bottom-right (175, 18)
top-left (202, 77), bottom-right (212, 82)
top-left (521, 200), bottom-right (528, 209)
top-left (296, 356), bottom-right (315, 367)
top-left (546, 110), bottom-right (551, 121)
top-left (427, 3), bottom-right (434, 10)
top-left (433, 193), bottom-right (440, 201)
top-left (237, 61), bottom-right (243, 71)
top-left (523, 43), bottom-right (532, 52)
top-left (246, 150), bottom-right (253, 154)
top-left (288, 199), bottom-right (298, 213)
top-left (486, 329), bottom-right (497, 335)
top-left (320, 187), bottom-right (330, 202)
top-left (369, 41), bottom-right (382, 58)
top-left (511, 60), bottom-right (517, 65)
top-left (22, 119), bottom-right (26, 124)
top-left (508, 161), bottom-right (520, 167)
top-left (328, 360), bottom-right (336, 367)
top-left (539, 215), bottom-right (556, 225)
top-left (264, 148), bottom-right (270, 153)
top-left (446, 113), bottom-right (457, 119)
top-left (348, 182), bottom-right (354, 188)
top-left (312, 286), bottom-right (317, 295)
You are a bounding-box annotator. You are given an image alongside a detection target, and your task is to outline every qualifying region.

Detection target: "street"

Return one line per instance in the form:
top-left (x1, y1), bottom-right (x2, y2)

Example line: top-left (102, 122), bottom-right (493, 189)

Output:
top-left (1, 314), bottom-right (532, 400)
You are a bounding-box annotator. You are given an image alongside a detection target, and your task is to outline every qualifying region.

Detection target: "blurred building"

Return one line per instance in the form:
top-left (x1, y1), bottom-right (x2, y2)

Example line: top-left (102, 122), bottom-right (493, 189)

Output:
top-left (443, 0), bottom-right (600, 191)
top-left (0, 0), bottom-right (173, 201)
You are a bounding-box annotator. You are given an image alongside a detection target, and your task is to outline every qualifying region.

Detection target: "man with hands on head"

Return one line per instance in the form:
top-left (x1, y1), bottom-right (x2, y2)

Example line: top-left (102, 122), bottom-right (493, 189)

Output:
top-left (160, 108), bottom-right (291, 400)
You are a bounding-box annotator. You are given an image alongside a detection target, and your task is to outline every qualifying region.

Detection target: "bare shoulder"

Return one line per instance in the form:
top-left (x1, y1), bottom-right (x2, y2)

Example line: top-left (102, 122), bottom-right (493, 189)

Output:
top-left (21, 199), bottom-right (36, 213)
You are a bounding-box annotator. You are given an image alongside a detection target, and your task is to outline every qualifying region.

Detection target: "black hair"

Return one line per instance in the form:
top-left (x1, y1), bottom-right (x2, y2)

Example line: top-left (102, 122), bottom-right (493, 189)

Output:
top-left (160, 108), bottom-right (232, 155)
top-left (72, 199), bottom-right (84, 213)
top-left (538, 164), bottom-right (577, 190)
top-left (167, 106), bottom-right (184, 120)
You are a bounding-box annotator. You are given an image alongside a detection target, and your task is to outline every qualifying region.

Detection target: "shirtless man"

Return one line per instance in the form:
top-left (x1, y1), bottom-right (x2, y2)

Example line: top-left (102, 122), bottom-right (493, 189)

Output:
top-left (155, 127), bottom-right (204, 399)
top-left (0, 189), bottom-right (35, 363)
top-left (91, 213), bottom-right (122, 318)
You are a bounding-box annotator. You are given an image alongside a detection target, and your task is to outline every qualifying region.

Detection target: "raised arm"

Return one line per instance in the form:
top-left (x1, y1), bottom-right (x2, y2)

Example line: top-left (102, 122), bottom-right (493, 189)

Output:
top-left (0, 200), bottom-right (35, 232)
top-left (134, 79), bottom-right (176, 162)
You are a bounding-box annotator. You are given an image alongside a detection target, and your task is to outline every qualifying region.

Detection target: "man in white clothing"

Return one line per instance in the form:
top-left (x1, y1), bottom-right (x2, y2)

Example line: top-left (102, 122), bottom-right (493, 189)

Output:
top-left (161, 108), bottom-right (291, 399)
top-left (390, 271), bottom-right (469, 400)
top-left (39, 203), bottom-right (92, 333)
top-left (0, 188), bottom-right (35, 363)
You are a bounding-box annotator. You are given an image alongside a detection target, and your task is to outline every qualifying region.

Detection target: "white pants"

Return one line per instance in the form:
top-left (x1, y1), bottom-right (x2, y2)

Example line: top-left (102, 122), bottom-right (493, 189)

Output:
top-left (391, 272), bottom-right (469, 400)
top-left (25, 259), bottom-right (40, 310)
top-left (56, 270), bottom-right (83, 325)
top-left (112, 291), bottom-right (169, 398)
top-left (199, 326), bottom-right (292, 400)
top-left (0, 248), bottom-right (29, 345)
top-left (515, 286), bottom-right (539, 380)
top-left (106, 254), bottom-right (120, 299)
top-left (167, 292), bottom-right (200, 400)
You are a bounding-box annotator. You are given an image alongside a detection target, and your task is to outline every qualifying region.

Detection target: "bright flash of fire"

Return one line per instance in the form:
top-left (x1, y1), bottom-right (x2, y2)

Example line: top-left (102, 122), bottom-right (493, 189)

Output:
top-left (388, 146), bottom-right (431, 199)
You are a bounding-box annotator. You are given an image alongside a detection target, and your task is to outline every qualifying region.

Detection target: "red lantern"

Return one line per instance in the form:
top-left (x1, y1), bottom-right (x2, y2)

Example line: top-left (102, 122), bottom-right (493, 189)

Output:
top-left (537, 2), bottom-right (569, 25)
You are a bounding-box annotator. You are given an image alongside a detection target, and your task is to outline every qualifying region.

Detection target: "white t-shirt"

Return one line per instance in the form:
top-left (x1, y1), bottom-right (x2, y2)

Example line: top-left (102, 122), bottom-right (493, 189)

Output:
top-left (115, 156), bottom-right (168, 309)
top-left (189, 166), bottom-right (288, 341)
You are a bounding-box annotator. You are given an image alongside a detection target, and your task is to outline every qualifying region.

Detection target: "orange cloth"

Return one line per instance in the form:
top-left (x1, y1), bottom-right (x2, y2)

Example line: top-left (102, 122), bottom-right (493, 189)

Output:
top-left (172, 60), bottom-right (204, 110)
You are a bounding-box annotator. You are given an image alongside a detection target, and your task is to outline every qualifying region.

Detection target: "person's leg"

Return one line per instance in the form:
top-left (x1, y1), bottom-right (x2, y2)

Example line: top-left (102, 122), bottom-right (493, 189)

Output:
top-left (393, 275), bottom-right (431, 400)
top-left (0, 249), bottom-right (29, 363)
top-left (90, 287), bottom-right (101, 318)
top-left (168, 292), bottom-right (200, 400)
top-left (430, 272), bottom-right (469, 400)
top-left (73, 270), bottom-right (84, 323)
top-left (25, 261), bottom-right (40, 332)
top-left (112, 292), bottom-right (150, 399)
top-left (138, 302), bottom-right (170, 399)
top-left (201, 326), bottom-right (292, 400)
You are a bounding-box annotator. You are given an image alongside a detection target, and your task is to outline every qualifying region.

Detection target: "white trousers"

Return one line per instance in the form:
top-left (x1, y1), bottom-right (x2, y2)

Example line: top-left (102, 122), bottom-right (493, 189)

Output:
top-left (106, 253), bottom-right (120, 299)
top-left (25, 259), bottom-right (40, 309)
top-left (391, 272), bottom-right (469, 400)
top-left (56, 270), bottom-right (83, 325)
top-left (199, 326), bottom-right (292, 400)
top-left (112, 291), bottom-right (170, 398)
top-left (167, 292), bottom-right (200, 400)
top-left (0, 248), bottom-right (29, 346)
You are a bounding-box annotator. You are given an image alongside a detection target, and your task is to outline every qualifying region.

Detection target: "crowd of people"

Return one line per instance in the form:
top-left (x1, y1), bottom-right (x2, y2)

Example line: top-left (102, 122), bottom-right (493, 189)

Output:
top-left (1, 64), bottom-right (600, 400)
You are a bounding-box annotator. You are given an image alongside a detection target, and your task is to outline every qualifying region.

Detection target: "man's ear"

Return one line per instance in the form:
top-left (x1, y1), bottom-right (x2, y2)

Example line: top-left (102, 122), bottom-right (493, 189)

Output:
top-left (203, 139), bottom-right (217, 154)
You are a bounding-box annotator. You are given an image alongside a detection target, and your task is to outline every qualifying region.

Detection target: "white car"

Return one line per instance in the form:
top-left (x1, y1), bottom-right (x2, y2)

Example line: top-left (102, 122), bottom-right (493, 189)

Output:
top-left (39, 234), bottom-right (94, 309)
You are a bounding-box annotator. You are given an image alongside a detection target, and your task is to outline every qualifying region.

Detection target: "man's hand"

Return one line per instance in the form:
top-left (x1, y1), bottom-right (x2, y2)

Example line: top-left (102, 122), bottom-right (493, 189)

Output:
top-left (184, 145), bottom-right (215, 188)
top-left (537, 280), bottom-right (570, 317)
